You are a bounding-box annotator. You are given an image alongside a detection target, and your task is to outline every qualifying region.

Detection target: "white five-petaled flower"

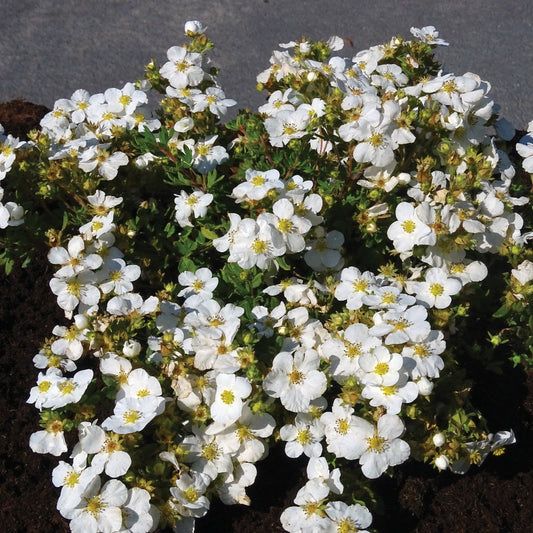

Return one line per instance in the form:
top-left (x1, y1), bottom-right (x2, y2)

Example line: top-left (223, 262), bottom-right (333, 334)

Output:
top-left (174, 189), bottom-right (214, 227)
top-left (351, 413), bottom-right (411, 478)
top-left (61, 476), bottom-right (128, 533)
top-left (387, 202), bottom-right (436, 253)
top-left (101, 396), bottom-right (165, 434)
top-left (406, 267), bottom-right (462, 309)
top-left (210, 373), bottom-right (252, 427)
top-left (263, 348), bottom-right (327, 412)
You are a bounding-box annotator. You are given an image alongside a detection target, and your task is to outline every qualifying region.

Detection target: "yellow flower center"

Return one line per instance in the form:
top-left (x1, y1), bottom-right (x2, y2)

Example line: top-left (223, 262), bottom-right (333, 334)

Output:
top-left (366, 434), bottom-right (387, 452)
top-left (63, 471), bottom-right (80, 488)
top-left (374, 362), bottom-right (389, 375)
top-left (337, 518), bottom-right (358, 533)
top-left (201, 442), bottom-right (219, 461)
top-left (278, 218), bottom-right (293, 233)
top-left (335, 418), bottom-right (350, 435)
top-left (220, 390), bottom-right (235, 404)
top-left (401, 219), bottom-right (416, 233)
top-left (353, 279), bottom-right (369, 292)
top-left (123, 409), bottom-right (140, 424)
top-left (347, 343), bottom-right (362, 359)
top-left (289, 367), bottom-right (304, 385)
top-left (196, 144), bottom-right (210, 156)
top-left (296, 429), bottom-right (311, 445)
top-left (59, 381), bottom-right (76, 395)
top-left (429, 283), bottom-right (444, 296)
top-left (252, 239), bottom-right (268, 254)
top-left (86, 495), bottom-right (105, 517)
top-left (369, 133), bottom-right (384, 147)
top-left (38, 381), bottom-right (52, 393)
top-left (192, 280), bottom-right (204, 291)
top-left (183, 488), bottom-right (198, 503)
top-left (252, 174), bottom-right (265, 186)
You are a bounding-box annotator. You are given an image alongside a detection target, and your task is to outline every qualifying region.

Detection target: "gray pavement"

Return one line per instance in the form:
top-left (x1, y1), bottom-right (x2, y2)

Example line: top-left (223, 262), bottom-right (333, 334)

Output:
top-left (1, 0), bottom-right (532, 128)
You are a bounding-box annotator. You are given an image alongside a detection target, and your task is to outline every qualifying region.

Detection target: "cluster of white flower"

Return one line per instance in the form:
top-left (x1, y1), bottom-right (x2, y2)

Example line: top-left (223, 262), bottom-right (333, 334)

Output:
top-left (0, 125), bottom-right (25, 227)
top-left (41, 82), bottom-right (160, 180)
top-left (255, 25), bottom-right (529, 302)
top-left (4, 20), bottom-right (530, 533)
top-left (213, 171), bottom-right (322, 269)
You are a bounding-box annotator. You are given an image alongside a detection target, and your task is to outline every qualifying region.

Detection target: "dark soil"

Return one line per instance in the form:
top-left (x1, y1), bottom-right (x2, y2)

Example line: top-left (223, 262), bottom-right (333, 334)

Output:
top-left (0, 100), bottom-right (532, 533)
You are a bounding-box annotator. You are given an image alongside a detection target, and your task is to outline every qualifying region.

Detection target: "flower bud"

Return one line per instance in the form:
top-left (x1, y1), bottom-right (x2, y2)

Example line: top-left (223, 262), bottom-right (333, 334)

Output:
top-left (417, 377), bottom-right (434, 396)
top-left (184, 20), bottom-right (207, 35)
top-left (433, 433), bottom-right (446, 447)
top-left (123, 340), bottom-right (141, 357)
top-left (435, 455), bottom-right (449, 470)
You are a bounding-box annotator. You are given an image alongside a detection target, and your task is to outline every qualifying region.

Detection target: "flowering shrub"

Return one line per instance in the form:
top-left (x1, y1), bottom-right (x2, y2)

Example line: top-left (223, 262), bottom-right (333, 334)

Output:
top-left (1, 20), bottom-right (532, 532)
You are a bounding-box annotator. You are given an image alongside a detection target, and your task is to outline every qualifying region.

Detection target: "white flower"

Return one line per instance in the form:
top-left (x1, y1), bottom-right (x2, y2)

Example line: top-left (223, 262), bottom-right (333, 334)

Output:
top-left (401, 330), bottom-right (445, 379)
top-left (231, 168), bottom-right (285, 202)
top-left (191, 86), bottom-right (236, 117)
top-left (280, 413), bottom-right (324, 458)
top-left (228, 216), bottom-right (286, 269)
top-left (184, 20), bottom-right (207, 35)
top-left (48, 235), bottom-right (103, 278)
top-left (325, 500), bottom-right (373, 533)
top-left (387, 202), bottom-right (436, 252)
top-left (29, 419), bottom-right (68, 456)
top-left (516, 134), bottom-right (533, 172)
top-left (180, 425), bottom-right (237, 480)
top-left (51, 314), bottom-right (89, 361)
top-left (49, 270), bottom-right (101, 314)
top-left (27, 367), bottom-right (63, 410)
top-left (78, 144), bottom-right (129, 180)
top-left (122, 487), bottom-right (158, 533)
top-left (62, 476), bottom-right (128, 533)
top-left (359, 346), bottom-right (403, 386)
top-left (262, 198), bottom-right (312, 253)
top-left (353, 414), bottom-right (410, 478)
top-left (320, 398), bottom-right (370, 460)
top-left (217, 462), bottom-right (257, 506)
top-left (170, 471), bottom-right (211, 518)
top-left (370, 305), bottom-right (431, 344)
top-left (99, 257), bottom-right (141, 295)
top-left (435, 454), bottom-right (450, 470)
top-left (43, 369), bottom-right (94, 409)
top-left (406, 267), bottom-right (462, 309)
top-left (511, 260), bottom-right (533, 285)
top-left (410, 26), bottom-right (449, 46)
top-left (101, 396), bottom-right (165, 434)
top-left (181, 135), bottom-right (228, 173)
top-left (214, 406), bottom-right (275, 463)
top-left (178, 267), bottom-right (218, 301)
top-left (54, 456), bottom-right (100, 513)
top-left (174, 189), bottom-right (213, 227)
top-left (264, 107), bottom-right (310, 147)
top-left (280, 477), bottom-right (331, 532)
top-left (210, 373), bottom-right (252, 427)
top-left (77, 421), bottom-right (131, 477)
top-left (160, 46), bottom-right (204, 89)
top-left (116, 367), bottom-right (163, 401)
top-left (361, 373), bottom-right (419, 414)
top-left (334, 266), bottom-right (377, 310)
top-left (263, 348), bottom-right (327, 412)
top-left (304, 227), bottom-right (345, 272)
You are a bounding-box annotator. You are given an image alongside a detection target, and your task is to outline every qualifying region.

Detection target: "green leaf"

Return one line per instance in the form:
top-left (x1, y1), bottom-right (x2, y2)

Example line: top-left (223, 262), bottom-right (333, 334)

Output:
top-left (493, 305), bottom-right (509, 318)
top-left (200, 226), bottom-right (218, 240)
top-left (276, 255), bottom-right (291, 271)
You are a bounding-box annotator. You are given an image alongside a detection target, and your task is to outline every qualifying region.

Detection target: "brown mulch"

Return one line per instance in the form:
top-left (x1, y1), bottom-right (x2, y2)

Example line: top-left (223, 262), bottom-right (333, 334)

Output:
top-left (0, 100), bottom-right (532, 533)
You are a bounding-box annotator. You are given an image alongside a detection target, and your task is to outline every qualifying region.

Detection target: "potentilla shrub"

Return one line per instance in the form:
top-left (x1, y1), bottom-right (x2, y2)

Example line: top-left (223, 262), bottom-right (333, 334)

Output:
top-left (1, 21), bottom-right (532, 533)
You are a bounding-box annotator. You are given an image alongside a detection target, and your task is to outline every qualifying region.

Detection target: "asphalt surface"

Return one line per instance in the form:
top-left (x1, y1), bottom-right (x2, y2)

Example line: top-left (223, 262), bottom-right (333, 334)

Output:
top-left (1, 0), bottom-right (532, 128)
